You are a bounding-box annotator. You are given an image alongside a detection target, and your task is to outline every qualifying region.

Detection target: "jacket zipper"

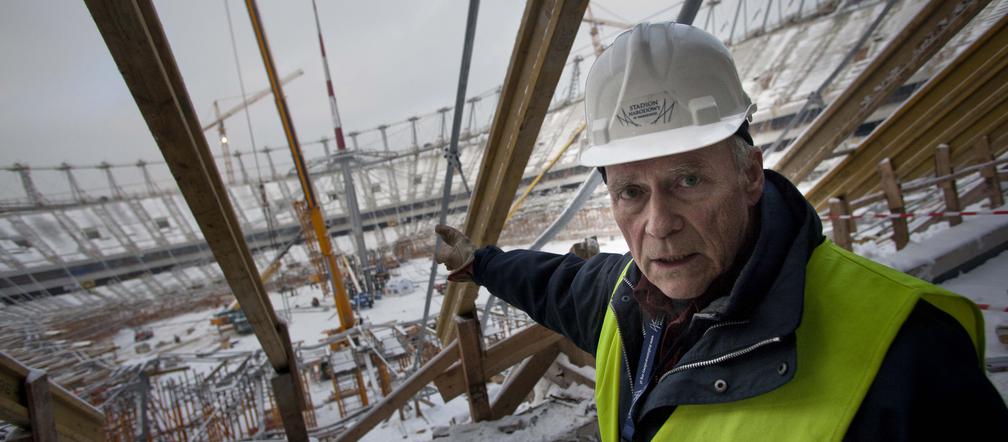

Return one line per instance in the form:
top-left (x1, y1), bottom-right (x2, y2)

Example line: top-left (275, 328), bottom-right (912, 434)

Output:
top-left (611, 307), bottom-right (635, 394)
top-left (700, 319), bottom-right (748, 337)
top-left (656, 335), bottom-right (783, 384)
top-left (614, 274), bottom-right (636, 392)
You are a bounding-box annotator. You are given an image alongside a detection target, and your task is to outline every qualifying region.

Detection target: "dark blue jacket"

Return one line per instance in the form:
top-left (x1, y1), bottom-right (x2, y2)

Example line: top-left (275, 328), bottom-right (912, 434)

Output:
top-left (472, 170), bottom-right (1008, 441)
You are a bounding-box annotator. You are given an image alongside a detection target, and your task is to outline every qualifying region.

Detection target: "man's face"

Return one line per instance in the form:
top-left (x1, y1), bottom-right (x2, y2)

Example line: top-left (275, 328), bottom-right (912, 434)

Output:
top-left (606, 140), bottom-right (764, 299)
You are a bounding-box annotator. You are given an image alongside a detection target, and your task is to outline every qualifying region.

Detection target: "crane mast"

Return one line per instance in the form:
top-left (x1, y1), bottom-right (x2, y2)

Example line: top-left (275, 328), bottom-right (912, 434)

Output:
top-left (244, 0), bottom-right (355, 331)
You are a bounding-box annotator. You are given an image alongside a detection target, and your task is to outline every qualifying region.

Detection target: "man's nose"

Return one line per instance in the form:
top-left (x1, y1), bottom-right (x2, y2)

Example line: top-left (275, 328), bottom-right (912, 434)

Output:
top-left (644, 195), bottom-right (684, 238)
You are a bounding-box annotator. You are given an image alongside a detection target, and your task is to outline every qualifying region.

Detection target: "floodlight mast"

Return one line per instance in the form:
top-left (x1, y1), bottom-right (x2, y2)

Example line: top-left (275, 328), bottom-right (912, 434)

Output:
top-left (310, 0), bottom-right (367, 267)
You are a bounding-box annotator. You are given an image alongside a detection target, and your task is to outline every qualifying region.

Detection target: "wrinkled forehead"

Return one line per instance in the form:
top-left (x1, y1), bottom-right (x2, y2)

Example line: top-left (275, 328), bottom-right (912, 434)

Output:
top-left (605, 143), bottom-right (724, 187)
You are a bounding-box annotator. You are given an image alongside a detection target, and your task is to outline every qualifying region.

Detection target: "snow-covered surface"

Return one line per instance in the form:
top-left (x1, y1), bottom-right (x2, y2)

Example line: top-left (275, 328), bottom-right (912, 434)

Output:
top-left (875, 207), bottom-right (1008, 281)
top-left (431, 385), bottom-right (597, 442)
top-left (94, 236), bottom-right (629, 440)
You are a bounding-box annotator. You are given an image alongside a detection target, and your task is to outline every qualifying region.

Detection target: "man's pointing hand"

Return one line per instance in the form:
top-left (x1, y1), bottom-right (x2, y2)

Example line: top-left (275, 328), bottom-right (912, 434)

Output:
top-left (434, 224), bottom-right (476, 282)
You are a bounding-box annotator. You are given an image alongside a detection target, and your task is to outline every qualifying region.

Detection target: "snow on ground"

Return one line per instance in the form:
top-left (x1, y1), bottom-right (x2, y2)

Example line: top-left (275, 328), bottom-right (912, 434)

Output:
top-left (103, 222), bottom-right (1007, 439)
top-left (99, 234), bottom-right (624, 439)
top-left (430, 385), bottom-right (597, 442)
top-left (110, 305), bottom-right (222, 366)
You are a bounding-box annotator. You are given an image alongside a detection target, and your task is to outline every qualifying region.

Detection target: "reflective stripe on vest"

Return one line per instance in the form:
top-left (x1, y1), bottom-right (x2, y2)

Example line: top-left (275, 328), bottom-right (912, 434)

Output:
top-left (595, 241), bottom-right (984, 441)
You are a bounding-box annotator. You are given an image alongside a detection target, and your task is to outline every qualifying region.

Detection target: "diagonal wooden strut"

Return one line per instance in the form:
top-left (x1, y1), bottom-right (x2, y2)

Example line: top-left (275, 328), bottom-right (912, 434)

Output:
top-left (774, 0), bottom-right (991, 185)
top-left (83, 0), bottom-right (309, 438)
top-left (335, 341), bottom-right (460, 442)
top-left (436, 0), bottom-right (589, 343)
top-left (805, 10), bottom-right (1008, 209)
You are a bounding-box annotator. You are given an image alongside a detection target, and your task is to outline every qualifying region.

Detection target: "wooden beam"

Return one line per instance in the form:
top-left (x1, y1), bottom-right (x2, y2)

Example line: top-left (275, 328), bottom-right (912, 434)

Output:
top-left (828, 197), bottom-right (853, 251)
top-left (434, 324), bottom-right (564, 402)
top-left (25, 370), bottom-right (56, 442)
top-left (934, 144), bottom-right (963, 226)
top-left (974, 135), bottom-right (1005, 208)
top-left (272, 371), bottom-right (309, 442)
top-left (490, 344), bottom-right (559, 418)
top-left (84, 1), bottom-right (313, 436)
top-left (455, 314), bottom-right (491, 422)
top-left (437, 0), bottom-right (589, 343)
top-left (552, 357), bottom-right (595, 388)
top-left (0, 352), bottom-right (105, 442)
top-left (557, 338), bottom-right (595, 368)
top-left (879, 158), bottom-right (910, 250)
top-left (774, 0), bottom-right (991, 184)
top-left (805, 11), bottom-right (1008, 209)
top-left (82, 0), bottom-right (289, 370)
top-left (335, 341), bottom-right (459, 442)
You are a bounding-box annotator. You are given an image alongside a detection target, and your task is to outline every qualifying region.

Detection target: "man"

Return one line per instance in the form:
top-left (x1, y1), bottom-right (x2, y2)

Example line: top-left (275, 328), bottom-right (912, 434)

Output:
top-left (434, 23), bottom-right (1007, 441)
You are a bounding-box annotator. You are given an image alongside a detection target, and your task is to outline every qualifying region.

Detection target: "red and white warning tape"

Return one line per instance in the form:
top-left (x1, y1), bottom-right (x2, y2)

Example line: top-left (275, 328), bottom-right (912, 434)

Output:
top-left (823, 210), bottom-right (1008, 220)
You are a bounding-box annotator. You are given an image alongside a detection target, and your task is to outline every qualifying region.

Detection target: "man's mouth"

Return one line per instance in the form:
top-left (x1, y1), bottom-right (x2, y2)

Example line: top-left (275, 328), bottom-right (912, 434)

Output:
top-left (651, 253), bottom-right (698, 268)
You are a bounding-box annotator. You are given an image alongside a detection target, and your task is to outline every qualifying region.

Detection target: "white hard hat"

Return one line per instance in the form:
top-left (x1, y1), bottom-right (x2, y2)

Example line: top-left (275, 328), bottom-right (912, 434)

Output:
top-left (579, 22), bottom-right (756, 167)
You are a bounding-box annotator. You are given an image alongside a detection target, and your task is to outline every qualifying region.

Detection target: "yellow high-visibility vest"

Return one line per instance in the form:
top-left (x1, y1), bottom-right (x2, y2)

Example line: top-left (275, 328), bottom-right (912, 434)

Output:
top-left (595, 241), bottom-right (984, 441)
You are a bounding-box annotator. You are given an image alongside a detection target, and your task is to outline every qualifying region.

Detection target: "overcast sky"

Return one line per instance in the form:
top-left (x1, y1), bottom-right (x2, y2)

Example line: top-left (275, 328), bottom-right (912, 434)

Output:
top-left (0, 1), bottom-right (688, 196)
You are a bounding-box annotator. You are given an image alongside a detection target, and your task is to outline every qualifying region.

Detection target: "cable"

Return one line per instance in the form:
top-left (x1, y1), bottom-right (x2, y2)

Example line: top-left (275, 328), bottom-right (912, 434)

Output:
top-left (224, 0), bottom-right (278, 253)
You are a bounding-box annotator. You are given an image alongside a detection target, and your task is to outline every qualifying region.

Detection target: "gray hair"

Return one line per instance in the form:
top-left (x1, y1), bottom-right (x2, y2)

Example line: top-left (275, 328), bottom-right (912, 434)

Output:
top-left (729, 135), bottom-right (759, 174)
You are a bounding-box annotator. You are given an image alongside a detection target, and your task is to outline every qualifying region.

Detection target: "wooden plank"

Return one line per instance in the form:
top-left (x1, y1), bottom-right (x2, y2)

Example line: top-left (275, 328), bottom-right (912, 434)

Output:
top-left (82, 0), bottom-right (289, 369)
top-left (974, 135), bottom-right (1005, 208)
top-left (828, 197), bottom-right (853, 251)
top-left (553, 358), bottom-right (595, 388)
top-left (774, 0), bottom-right (991, 184)
top-left (25, 370), bottom-right (56, 442)
top-left (490, 345), bottom-right (558, 419)
top-left (434, 324), bottom-right (564, 402)
top-left (276, 321), bottom-right (309, 412)
top-left (934, 144), bottom-right (963, 226)
top-left (879, 158), bottom-right (910, 250)
top-left (271, 371), bottom-right (308, 442)
top-left (437, 0), bottom-right (589, 343)
top-left (805, 11), bottom-right (1008, 210)
top-left (455, 315), bottom-right (491, 422)
top-left (556, 338), bottom-right (594, 368)
top-left (0, 352), bottom-right (105, 442)
top-left (335, 341), bottom-right (459, 442)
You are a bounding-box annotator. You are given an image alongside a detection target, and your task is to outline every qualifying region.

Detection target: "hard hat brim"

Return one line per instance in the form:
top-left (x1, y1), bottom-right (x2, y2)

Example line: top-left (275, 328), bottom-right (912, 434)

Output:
top-left (578, 111), bottom-right (750, 168)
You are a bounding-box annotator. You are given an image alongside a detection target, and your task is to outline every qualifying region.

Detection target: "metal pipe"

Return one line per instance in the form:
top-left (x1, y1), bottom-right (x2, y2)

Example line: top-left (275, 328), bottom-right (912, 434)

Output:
top-left (729, 0), bottom-right (744, 44)
top-left (676, 0), bottom-right (703, 24)
top-left (415, 0), bottom-right (481, 371)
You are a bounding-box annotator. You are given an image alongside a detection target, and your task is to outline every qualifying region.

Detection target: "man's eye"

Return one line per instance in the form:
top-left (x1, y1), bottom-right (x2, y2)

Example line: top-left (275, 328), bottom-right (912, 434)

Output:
top-left (681, 175), bottom-right (700, 187)
top-left (619, 187), bottom-right (643, 200)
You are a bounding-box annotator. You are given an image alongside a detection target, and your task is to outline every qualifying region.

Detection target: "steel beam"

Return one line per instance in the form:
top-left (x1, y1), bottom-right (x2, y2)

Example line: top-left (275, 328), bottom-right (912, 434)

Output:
top-left (774, 0), bottom-right (991, 184)
top-left (436, 0), bottom-right (588, 343)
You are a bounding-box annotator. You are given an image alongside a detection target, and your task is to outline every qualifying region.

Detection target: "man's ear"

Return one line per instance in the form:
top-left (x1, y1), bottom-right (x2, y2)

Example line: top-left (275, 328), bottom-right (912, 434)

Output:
top-left (745, 149), bottom-right (764, 206)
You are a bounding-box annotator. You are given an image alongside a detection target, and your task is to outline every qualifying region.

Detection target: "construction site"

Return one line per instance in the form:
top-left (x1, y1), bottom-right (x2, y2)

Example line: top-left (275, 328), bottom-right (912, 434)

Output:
top-left (1, 0), bottom-right (1007, 440)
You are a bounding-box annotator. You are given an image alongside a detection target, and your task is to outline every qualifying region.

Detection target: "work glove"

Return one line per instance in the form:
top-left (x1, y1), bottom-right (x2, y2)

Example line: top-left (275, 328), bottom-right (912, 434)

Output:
top-left (434, 224), bottom-right (476, 283)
